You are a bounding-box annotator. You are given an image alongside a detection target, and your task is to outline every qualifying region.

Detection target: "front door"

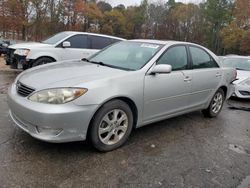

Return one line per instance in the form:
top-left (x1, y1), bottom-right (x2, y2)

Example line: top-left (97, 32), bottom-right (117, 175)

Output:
top-left (143, 45), bottom-right (192, 122)
top-left (58, 34), bottom-right (93, 60)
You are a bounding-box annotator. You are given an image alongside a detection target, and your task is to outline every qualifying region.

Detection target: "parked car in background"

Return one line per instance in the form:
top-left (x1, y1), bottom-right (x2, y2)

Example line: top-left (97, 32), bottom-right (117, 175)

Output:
top-left (8, 40), bottom-right (236, 151)
top-left (0, 39), bottom-right (11, 56)
top-left (6, 31), bottom-right (125, 69)
top-left (3, 40), bottom-right (21, 65)
top-left (221, 55), bottom-right (250, 98)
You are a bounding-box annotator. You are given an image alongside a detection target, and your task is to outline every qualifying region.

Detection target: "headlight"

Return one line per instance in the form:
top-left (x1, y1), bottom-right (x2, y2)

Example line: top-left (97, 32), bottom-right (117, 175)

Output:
top-left (28, 88), bottom-right (87, 104)
top-left (14, 49), bottom-right (30, 56)
top-left (239, 78), bottom-right (250, 86)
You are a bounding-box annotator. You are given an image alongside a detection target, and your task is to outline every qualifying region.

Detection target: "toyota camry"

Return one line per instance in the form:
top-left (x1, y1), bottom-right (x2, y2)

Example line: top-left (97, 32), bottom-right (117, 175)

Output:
top-left (8, 40), bottom-right (236, 151)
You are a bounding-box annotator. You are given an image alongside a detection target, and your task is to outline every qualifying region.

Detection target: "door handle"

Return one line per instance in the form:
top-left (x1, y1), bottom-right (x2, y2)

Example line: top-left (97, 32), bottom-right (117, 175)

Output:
top-left (184, 76), bottom-right (192, 82)
top-left (216, 73), bottom-right (222, 77)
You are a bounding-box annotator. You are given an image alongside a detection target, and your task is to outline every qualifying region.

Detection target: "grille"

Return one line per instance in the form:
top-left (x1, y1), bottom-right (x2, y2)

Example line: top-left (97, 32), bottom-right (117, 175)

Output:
top-left (16, 81), bottom-right (35, 97)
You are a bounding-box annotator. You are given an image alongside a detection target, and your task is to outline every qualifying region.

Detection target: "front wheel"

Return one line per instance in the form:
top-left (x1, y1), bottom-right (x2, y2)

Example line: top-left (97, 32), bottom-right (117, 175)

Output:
top-left (32, 57), bottom-right (54, 67)
top-left (202, 88), bottom-right (225, 118)
top-left (90, 100), bottom-right (133, 152)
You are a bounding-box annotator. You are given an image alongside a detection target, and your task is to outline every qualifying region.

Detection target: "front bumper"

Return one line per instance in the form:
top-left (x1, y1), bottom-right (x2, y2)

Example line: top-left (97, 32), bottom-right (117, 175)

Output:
top-left (7, 84), bottom-right (98, 143)
top-left (15, 55), bottom-right (26, 69)
top-left (233, 84), bottom-right (250, 99)
top-left (5, 48), bottom-right (16, 66)
top-left (14, 54), bottom-right (32, 69)
top-left (0, 48), bottom-right (7, 54)
top-left (6, 53), bottom-right (33, 69)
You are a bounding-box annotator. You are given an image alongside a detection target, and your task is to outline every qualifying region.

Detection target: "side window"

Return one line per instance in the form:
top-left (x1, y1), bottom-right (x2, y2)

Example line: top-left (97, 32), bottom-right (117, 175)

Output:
top-left (90, 36), bottom-right (112, 49)
top-left (66, 34), bottom-right (88, 49)
top-left (157, 46), bottom-right (188, 71)
top-left (189, 46), bottom-right (219, 69)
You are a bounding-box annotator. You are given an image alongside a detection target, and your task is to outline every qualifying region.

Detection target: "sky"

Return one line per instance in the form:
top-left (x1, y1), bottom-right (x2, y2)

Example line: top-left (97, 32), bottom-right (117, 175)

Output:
top-left (105, 0), bottom-right (204, 7)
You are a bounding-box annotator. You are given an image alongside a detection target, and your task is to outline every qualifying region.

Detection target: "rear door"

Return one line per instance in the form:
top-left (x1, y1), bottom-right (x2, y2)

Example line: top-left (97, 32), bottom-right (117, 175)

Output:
top-left (143, 45), bottom-right (192, 122)
top-left (188, 45), bottom-right (222, 107)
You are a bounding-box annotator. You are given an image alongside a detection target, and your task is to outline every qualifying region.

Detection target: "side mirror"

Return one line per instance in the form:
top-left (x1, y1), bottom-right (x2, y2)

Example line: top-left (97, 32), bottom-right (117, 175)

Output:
top-left (151, 64), bottom-right (172, 74)
top-left (62, 41), bottom-right (71, 48)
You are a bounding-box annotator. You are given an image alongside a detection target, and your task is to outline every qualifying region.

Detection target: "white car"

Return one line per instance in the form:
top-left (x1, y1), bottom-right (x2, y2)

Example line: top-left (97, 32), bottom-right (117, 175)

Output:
top-left (221, 56), bottom-right (250, 98)
top-left (6, 31), bottom-right (125, 69)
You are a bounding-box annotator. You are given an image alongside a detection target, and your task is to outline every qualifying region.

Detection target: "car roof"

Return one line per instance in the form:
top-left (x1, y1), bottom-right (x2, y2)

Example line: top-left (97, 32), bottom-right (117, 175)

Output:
top-left (221, 55), bottom-right (250, 59)
top-left (129, 39), bottom-right (206, 47)
top-left (62, 31), bottom-right (125, 41)
top-left (130, 39), bottom-right (171, 45)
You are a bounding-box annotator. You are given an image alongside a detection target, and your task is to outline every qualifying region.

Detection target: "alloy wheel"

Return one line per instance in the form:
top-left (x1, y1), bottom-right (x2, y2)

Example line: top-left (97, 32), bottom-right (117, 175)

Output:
top-left (98, 109), bottom-right (128, 145)
top-left (211, 92), bottom-right (223, 114)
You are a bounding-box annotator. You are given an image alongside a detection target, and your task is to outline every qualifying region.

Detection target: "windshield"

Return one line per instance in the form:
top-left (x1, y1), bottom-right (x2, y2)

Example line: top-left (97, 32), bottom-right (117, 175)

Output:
top-left (223, 57), bottom-right (250, 71)
top-left (89, 41), bottom-right (163, 71)
top-left (42, 32), bottom-right (71, 45)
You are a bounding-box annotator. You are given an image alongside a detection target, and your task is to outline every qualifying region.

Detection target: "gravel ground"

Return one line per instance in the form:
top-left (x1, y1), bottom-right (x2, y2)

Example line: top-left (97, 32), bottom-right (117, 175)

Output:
top-left (0, 57), bottom-right (22, 72)
top-left (0, 56), bottom-right (8, 70)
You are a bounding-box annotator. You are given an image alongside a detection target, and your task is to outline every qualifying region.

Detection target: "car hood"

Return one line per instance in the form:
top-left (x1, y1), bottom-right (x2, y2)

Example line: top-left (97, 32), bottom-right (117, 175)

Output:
top-left (18, 60), bottom-right (126, 89)
top-left (8, 42), bottom-right (53, 49)
top-left (234, 70), bottom-right (250, 84)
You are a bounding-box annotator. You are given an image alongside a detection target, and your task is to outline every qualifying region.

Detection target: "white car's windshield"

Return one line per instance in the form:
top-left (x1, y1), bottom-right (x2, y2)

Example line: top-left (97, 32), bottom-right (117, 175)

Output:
top-left (89, 41), bottom-right (163, 71)
top-left (42, 32), bottom-right (71, 45)
top-left (223, 57), bottom-right (250, 71)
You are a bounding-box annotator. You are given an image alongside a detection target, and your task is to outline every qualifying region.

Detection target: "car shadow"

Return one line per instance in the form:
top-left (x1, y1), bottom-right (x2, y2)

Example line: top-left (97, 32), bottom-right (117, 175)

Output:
top-left (227, 97), bottom-right (250, 111)
top-left (13, 111), bottom-right (202, 155)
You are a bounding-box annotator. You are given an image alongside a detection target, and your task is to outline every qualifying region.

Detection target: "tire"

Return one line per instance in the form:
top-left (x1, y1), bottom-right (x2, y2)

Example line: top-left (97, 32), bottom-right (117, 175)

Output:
top-left (32, 57), bottom-right (54, 67)
top-left (202, 88), bottom-right (225, 118)
top-left (90, 100), bottom-right (133, 152)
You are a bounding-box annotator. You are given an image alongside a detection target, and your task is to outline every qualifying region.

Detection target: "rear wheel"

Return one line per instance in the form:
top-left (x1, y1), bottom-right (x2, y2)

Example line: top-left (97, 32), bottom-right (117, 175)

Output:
top-left (32, 57), bottom-right (54, 67)
top-left (202, 88), bottom-right (225, 118)
top-left (90, 100), bottom-right (133, 152)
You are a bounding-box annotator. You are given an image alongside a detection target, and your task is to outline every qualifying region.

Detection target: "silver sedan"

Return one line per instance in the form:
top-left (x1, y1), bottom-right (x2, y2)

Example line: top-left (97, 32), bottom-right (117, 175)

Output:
top-left (8, 40), bottom-right (235, 151)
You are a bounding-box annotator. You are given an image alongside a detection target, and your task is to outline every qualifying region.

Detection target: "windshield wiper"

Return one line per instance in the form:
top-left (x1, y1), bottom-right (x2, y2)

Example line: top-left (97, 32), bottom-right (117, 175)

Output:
top-left (89, 60), bottom-right (115, 68)
top-left (88, 60), bottom-right (133, 71)
top-left (82, 58), bottom-right (106, 65)
top-left (236, 68), bottom-right (248, 71)
top-left (81, 58), bottom-right (90, 62)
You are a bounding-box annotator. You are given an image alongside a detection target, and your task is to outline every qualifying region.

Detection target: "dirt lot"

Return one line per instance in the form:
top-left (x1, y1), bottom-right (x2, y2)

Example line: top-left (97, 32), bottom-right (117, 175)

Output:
top-left (0, 56), bottom-right (9, 70)
top-left (0, 69), bottom-right (250, 188)
top-left (0, 57), bottom-right (22, 74)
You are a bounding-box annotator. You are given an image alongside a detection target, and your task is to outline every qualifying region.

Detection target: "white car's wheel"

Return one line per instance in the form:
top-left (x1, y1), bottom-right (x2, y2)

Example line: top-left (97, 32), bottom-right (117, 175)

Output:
top-left (32, 57), bottom-right (54, 67)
